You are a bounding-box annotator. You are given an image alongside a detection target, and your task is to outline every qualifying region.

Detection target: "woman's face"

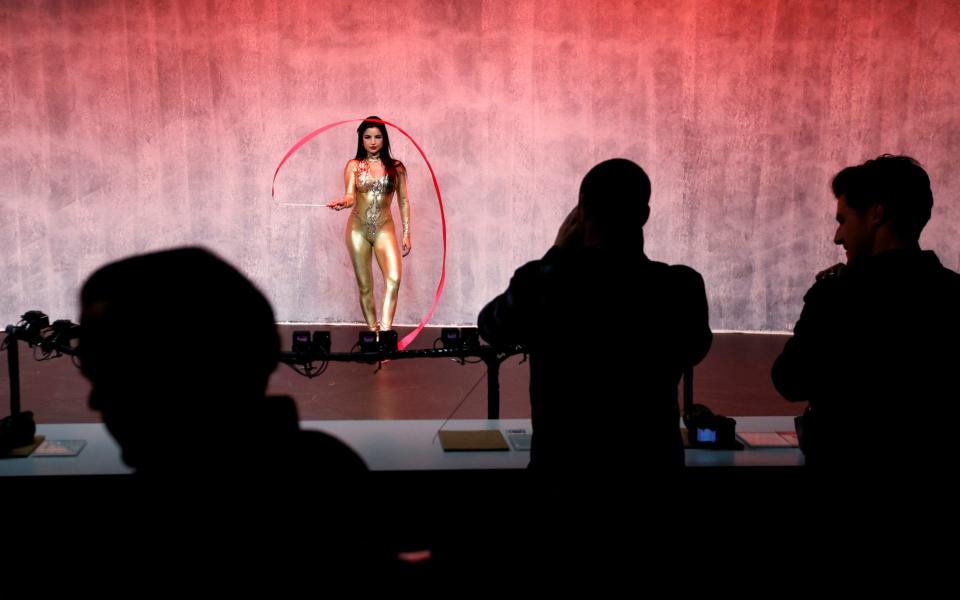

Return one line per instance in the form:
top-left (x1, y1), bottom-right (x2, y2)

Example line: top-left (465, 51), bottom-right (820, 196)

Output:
top-left (362, 127), bottom-right (384, 156)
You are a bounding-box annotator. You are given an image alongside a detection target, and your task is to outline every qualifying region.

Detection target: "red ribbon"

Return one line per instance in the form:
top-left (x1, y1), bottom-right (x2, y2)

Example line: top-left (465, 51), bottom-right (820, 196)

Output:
top-left (272, 118), bottom-right (447, 351)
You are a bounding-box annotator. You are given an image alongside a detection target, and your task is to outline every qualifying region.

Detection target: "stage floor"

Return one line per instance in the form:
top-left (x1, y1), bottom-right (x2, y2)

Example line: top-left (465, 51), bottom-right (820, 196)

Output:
top-left (1, 326), bottom-right (802, 423)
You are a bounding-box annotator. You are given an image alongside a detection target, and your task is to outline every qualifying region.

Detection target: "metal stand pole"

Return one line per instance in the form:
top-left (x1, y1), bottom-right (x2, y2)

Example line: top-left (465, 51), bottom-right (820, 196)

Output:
top-left (4, 327), bottom-right (21, 415)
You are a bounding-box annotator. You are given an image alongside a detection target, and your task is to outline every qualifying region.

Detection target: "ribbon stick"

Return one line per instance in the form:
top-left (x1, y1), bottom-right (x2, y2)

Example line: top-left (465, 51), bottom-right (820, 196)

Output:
top-left (272, 118), bottom-right (447, 350)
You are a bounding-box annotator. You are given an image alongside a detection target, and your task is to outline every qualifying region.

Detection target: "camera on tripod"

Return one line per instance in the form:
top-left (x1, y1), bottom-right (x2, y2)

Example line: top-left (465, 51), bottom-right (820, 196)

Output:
top-left (5, 310), bottom-right (50, 345)
top-left (0, 311), bottom-right (50, 454)
top-left (40, 320), bottom-right (81, 354)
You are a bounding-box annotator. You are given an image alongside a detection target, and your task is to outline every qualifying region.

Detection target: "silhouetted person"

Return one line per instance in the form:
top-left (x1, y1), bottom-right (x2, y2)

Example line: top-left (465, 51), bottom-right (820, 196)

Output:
top-left (79, 247), bottom-right (367, 479)
top-left (478, 159), bottom-right (712, 473)
top-left (773, 155), bottom-right (960, 470)
top-left (76, 247), bottom-right (382, 576)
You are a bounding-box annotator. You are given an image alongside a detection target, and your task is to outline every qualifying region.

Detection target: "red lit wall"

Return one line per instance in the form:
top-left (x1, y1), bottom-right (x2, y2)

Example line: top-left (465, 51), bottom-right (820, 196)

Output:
top-left (1, 0), bottom-right (958, 330)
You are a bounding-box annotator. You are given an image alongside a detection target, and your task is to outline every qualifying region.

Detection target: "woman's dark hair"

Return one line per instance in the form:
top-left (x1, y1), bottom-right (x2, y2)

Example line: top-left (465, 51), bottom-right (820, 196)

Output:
top-left (354, 115), bottom-right (401, 182)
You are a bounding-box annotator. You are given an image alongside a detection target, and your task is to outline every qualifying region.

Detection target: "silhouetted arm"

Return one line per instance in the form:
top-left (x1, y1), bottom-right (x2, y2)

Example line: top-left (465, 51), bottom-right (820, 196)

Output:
top-left (478, 248), bottom-right (568, 346)
top-left (772, 278), bottom-right (842, 402)
top-left (671, 265), bottom-right (712, 368)
top-left (478, 261), bottom-right (540, 346)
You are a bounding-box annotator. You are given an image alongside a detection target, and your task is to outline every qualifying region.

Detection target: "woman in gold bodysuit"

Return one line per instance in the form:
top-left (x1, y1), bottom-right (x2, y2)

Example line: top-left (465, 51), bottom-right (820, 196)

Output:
top-left (327, 117), bottom-right (411, 334)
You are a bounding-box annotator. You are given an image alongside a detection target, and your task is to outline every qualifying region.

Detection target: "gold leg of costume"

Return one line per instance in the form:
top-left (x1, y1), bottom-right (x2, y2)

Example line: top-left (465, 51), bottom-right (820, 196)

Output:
top-left (346, 219), bottom-right (402, 331)
top-left (373, 223), bottom-right (402, 331)
top-left (346, 223), bottom-right (378, 330)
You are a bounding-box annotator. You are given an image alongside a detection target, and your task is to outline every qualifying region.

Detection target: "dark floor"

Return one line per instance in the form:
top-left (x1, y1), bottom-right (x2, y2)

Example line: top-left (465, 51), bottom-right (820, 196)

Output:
top-left (1, 326), bottom-right (802, 423)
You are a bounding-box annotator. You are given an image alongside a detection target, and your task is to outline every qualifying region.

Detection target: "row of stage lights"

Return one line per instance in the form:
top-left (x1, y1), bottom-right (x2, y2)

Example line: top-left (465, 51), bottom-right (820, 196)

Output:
top-left (3, 311), bottom-right (743, 451)
top-left (5, 312), bottom-right (482, 359)
top-left (290, 327), bottom-right (481, 355)
top-left (6, 313), bottom-right (483, 358)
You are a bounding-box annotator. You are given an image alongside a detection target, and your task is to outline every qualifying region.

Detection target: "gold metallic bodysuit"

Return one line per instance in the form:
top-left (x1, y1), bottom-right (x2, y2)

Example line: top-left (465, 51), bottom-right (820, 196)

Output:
top-left (343, 158), bottom-right (410, 331)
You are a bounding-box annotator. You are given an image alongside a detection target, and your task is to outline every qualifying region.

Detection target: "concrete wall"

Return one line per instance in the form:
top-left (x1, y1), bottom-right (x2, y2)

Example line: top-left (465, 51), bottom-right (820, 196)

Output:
top-left (2, 0), bottom-right (958, 331)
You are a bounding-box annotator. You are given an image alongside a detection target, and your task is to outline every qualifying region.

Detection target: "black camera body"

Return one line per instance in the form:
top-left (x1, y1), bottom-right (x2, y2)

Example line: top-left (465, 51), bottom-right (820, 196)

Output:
top-left (683, 404), bottom-right (743, 450)
top-left (39, 320), bottom-right (81, 353)
top-left (0, 411), bottom-right (36, 454)
top-left (7, 311), bottom-right (50, 345)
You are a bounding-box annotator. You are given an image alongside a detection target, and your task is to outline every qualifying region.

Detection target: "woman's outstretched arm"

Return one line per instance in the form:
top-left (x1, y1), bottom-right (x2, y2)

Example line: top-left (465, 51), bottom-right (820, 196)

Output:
top-left (327, 160), bottom-right (358, 211)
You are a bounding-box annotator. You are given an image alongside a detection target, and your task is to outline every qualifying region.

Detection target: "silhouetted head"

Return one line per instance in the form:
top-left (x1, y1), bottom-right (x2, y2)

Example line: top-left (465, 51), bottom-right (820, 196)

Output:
top-left (354, 115), bottom-right (399, 180)
top-left (78, 247), bottom-right (279, 469)
top-left (578, 159), bottom-right (651, 246)
top-left (831, 155), bottom-right (932, 263)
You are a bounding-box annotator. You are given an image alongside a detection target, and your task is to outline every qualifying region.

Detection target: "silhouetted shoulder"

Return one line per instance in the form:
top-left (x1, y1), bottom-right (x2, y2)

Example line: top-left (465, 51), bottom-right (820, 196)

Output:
top-left (256, 396), bottom-right (368, 475)
top-left (667, 263), bottom-right (706, 285)
top-left (938, 262), bottom-right (960, 287)
top-left (642, 261), bottom-right (707, 293)
top-left (296, 430), bottom-right (369, 473)
top-left (801, 272), bottom-right (843, 305)
top-left (505, 248), bottom-right (562, 290)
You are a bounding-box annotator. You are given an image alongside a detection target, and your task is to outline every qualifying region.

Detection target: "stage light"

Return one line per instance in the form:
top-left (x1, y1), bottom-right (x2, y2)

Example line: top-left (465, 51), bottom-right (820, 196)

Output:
top-left (292, 330), bottom-right (311, 353)
top-left (358, 330), bottom-right (398, 353)
top-left (378, 330), bottom-right (398, 353)
top-left (461, 327), bottom-right (480, 349)
top-left (359, 330), bottom-right (378, 353)
top-left (312, 331), bottom-right (331, 354)
top-left (440, 327), bottom-right (480, 350)
top-left (441, 328), bottom-right (461, 348)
